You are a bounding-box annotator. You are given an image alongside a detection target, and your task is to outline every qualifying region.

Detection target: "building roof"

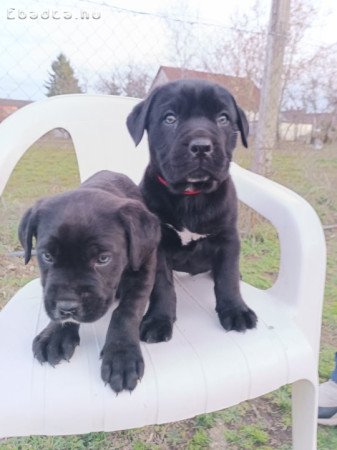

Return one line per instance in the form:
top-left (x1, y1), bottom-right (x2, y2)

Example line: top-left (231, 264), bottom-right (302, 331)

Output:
top-left (151, 66), bottom-right (260, 112)
top-left (0, 98), bottom-right (32, 108)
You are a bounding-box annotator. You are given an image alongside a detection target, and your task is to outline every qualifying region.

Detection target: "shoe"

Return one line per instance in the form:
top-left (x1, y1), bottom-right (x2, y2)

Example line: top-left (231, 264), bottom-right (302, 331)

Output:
top-left (318, 380), bottom-right (337, 426)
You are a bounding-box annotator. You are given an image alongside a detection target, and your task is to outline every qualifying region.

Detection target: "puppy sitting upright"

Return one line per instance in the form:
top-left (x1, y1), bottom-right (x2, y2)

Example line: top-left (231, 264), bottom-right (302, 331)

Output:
top-left (127, 79), bottom-right (257, 343)
top-left (19, 170), bottom-right (160, 393)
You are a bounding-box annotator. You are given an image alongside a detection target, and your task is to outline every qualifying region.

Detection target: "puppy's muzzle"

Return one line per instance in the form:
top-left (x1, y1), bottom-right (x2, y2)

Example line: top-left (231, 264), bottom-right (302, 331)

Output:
top-left (56, 300), bottom-right (79, 319)
top-left (188, 137), bottom-right (213, 157)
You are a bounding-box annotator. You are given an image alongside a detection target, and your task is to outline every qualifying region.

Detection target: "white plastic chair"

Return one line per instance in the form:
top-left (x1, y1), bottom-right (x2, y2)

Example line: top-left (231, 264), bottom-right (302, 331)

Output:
top-left (0, 94), bottom-right (326, 449)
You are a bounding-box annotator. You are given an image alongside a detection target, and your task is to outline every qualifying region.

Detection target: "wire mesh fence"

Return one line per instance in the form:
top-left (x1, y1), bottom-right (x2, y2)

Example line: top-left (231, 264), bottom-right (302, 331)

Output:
top-left (1, 0), bottom-right (336, 228)
top-left (1, 0), bottom-right (238, 101)
top-left (1, 0), bottom-right (336, 144)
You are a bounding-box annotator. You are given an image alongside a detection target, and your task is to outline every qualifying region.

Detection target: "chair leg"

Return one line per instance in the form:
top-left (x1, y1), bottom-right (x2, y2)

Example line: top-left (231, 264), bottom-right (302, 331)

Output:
top-left (292, 379), bottom-right (318, 450)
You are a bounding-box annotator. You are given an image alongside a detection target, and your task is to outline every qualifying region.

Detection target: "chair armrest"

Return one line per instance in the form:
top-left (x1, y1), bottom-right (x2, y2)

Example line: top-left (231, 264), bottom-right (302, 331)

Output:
top-left (230, 162), bottom-right (326, 345)
top-left (0, 94), bottom-right (146, 198)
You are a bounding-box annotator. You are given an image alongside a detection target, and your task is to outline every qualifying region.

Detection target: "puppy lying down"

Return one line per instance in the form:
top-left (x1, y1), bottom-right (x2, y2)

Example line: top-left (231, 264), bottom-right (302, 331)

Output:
top-left (18, 170), bottom-right (160, 393)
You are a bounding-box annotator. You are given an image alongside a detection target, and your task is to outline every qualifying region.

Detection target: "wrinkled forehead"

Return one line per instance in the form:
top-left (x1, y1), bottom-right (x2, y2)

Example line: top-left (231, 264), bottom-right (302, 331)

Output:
top-left (36, 197), bottom-right (124, 252)
top-left (151, 81), bottom-right (237, 119)
top-left (38, 222), bottom-right (108, 250)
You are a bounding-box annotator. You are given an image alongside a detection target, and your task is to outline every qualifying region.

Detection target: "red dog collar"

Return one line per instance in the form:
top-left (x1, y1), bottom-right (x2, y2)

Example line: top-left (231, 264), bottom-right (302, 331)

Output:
top-left (157, 175), bottom-right (202, 195)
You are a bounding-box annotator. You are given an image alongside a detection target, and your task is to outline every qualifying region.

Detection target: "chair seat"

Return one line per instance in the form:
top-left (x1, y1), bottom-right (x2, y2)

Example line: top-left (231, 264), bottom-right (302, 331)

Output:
top-left (0, 273), bottom-right (314, 438)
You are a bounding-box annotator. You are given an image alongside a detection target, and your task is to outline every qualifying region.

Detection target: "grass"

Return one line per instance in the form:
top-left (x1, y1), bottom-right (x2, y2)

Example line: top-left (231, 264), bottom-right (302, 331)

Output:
top-left (240, 223), bottom-right (280, 289)
top-left (0, 138), bottom-right (337, 449)
top-left (0, 139), bottom-right (79, 308)
top-left (224, 425), bottom-right (269, 449)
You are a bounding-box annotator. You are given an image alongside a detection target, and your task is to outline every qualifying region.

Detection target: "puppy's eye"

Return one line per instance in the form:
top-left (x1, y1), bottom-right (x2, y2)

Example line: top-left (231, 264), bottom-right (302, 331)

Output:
top-left (42, 252), bottom-right (53, 263)
top-left (164, 114), bottom-right (177, 125)
top-left (217, 113), bottom-right (229, 126)
top-left (95, 254), bottom-right (112, 267)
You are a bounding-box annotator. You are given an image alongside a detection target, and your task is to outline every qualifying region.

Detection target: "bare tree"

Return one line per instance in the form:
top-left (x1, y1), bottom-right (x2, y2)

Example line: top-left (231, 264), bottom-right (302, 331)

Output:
top-left (300, 43), bottom-right (337, 142)
top-left (161, 0), bottom-right (201, 69)
top-left (324, 50), bottom-right (337, 142)
top-left (123, 65), bottom-right (151, 98)
top-left (207, 0), bottom-right (322, 96)
top-left (205, 0), bottom-right (332, 173)
top-left (205, 0), bottom-right (266, 87)
top-left (97, 74), bottom-right (122, 96)
top-left (97, 65), bottom-right (151, 98)
top-left (280, 0), bottom-right (318, 111)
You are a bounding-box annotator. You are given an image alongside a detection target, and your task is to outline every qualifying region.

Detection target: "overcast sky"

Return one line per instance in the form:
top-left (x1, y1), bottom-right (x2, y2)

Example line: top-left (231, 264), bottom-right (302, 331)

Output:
top-left (1, 0), bottom-right (336, 100)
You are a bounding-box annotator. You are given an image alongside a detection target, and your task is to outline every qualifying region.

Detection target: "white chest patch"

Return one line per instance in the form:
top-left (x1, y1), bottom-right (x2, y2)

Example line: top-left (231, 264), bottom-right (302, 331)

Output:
top-left (166, 223), bottom-right (209, 246)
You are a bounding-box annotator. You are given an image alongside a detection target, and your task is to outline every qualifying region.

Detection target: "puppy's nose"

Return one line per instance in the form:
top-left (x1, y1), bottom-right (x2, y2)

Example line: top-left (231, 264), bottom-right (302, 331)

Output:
top-left (57, 300), bottom-right (78, 317)
top-left (189, 137), bottom-right (213, 156)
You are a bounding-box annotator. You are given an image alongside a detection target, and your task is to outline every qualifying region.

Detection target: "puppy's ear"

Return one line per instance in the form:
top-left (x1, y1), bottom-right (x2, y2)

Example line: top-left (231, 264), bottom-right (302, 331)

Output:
top-left (118, 202), bottom-right (160, 271)
top-left (235, 104), bottom-right (249, 148)
top-left (126, 89), bottom-right (157, 146)
top-left (18, 206), bottom-right (39, 264)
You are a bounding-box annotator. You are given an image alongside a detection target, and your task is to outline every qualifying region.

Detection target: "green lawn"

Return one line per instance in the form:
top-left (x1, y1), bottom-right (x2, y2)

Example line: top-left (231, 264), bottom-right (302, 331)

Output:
top-left (0, 139), bottom-right (336, 449)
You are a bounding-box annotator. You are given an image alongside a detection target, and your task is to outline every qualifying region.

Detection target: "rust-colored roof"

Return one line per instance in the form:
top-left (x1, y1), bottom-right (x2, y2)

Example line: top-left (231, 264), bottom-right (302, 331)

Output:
top-left (151, 66), bottom-right (260, 112)
top-left (0, 98), bottom-right (32, 122)
top-left (0, 98), bottom-right (32, 108)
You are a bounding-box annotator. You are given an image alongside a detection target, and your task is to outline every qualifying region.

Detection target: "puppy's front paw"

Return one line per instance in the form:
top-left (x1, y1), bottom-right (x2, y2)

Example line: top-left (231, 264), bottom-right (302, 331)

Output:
top-left (217, 304), bottom-right (257, 332)
top-left (140, 315), bottom-right (173, 343)
top-left (100, 344), bottom-right (144, 394)
top-left (33, 322), bottom-right (80, 366)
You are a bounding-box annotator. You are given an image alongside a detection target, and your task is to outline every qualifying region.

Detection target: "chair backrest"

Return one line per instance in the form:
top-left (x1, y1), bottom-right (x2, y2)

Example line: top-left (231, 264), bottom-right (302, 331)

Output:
top-left (0, 94), bottom-right (148, 195)
top-left (0, 94), bottom-right (327, 355)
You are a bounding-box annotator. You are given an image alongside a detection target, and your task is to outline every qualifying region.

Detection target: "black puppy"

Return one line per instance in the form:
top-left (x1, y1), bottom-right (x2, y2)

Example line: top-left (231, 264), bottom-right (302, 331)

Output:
top-left (127, 79), bottom-right (257, 343)
top-left (19, 170), bottom-right (160, 393)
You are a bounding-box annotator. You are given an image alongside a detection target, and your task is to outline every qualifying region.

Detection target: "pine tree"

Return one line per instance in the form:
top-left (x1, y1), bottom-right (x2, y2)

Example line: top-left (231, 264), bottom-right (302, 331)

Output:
top-left (45, 53), bottom-right (83, 97)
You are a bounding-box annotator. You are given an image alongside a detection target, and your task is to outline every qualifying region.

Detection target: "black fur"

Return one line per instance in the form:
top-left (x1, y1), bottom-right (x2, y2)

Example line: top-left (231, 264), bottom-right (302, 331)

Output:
top-left (127, 79), bottom-right (257, 342)
top-left (19, 170), bottom-right (160, 393)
